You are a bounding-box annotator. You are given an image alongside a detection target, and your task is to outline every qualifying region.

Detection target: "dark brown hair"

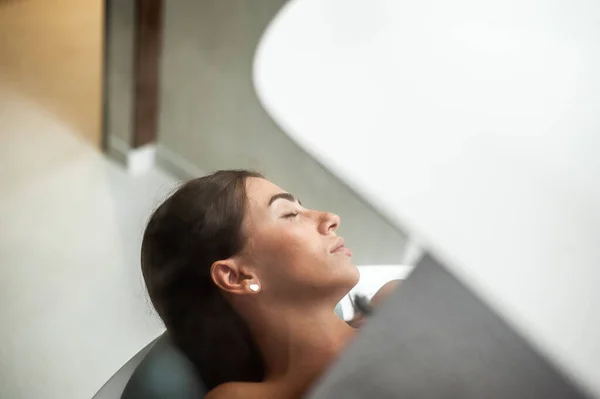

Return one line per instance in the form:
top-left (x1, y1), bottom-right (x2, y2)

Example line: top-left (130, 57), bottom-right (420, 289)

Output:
top-left (141, 170), bottom-right (265, 390)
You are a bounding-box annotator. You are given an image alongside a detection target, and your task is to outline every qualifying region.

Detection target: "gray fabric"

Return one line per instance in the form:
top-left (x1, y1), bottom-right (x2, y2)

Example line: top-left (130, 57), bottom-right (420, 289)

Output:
top-left (308, 254), bottom-right (589, 399)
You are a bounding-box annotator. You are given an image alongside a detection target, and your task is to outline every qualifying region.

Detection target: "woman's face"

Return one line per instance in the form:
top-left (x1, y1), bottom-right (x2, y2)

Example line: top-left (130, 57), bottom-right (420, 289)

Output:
top-left (240, 177), bottom-right (359, 303)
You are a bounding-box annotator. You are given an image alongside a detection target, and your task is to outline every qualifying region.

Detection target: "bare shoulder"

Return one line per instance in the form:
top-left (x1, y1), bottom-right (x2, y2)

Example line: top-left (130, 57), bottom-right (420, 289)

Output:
top-left (347, 280), bottom-right (402, 328)
top-left (370, 279), bottom-right (401, 307)
top-left (205, 382), bottom-right (267, 399)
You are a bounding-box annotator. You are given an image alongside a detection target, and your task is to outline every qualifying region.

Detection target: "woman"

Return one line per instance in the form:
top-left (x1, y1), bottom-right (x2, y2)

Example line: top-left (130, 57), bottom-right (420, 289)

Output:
top-left (141, 170), bottom-right (398, 398)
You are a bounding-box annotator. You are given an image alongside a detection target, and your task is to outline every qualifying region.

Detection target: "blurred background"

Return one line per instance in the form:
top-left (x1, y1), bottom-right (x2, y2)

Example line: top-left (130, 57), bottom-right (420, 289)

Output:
top-left (0, 0), bottom-right (409, 397)
top-left (2, 0), bottom-right (600, 398)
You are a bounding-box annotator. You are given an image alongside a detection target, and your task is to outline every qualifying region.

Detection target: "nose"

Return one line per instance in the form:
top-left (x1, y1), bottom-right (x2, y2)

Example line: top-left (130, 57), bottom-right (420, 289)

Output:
top-left (318, 211), bottom-right (340, 235)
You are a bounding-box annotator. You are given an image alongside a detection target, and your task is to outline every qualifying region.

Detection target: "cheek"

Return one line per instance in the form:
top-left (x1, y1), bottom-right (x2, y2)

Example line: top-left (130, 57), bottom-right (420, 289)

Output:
top-left (251, 226), bottom-right (324, 278)
top-left (258, 227), bottom-right (320, 264)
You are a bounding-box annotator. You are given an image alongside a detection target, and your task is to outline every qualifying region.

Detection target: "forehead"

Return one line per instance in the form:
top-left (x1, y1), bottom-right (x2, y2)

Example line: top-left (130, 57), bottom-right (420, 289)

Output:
top-left (244, 177), bottom-right (286, 207)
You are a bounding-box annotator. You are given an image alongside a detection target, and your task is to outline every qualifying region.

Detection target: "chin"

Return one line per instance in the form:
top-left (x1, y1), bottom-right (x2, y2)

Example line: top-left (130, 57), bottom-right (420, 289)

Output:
top-left (332, 268), bottom-right (360, 304)
top-left (338, 261), bottom-right (360, 289)
top-left (312, 258), bottom-right (360, 295)
top-left (349, 263), bottom-right (361, 286)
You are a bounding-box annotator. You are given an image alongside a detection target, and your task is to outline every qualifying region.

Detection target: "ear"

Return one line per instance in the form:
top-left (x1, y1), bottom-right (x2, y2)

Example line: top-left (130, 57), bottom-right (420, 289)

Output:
top-left (210, 258), bottom-right (261, 295)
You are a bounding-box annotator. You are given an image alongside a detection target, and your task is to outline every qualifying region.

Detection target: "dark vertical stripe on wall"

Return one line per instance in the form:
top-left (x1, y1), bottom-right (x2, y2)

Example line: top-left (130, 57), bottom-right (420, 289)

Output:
top-left (132, 0), bottom-right (163, 148)
top-left (101, 0), bottom-right (111, 151)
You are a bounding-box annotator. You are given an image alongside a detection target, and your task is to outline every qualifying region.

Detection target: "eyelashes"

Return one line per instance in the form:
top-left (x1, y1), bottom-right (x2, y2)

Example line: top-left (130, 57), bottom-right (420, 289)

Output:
top-left (283, 212), bottom-right (299, 219)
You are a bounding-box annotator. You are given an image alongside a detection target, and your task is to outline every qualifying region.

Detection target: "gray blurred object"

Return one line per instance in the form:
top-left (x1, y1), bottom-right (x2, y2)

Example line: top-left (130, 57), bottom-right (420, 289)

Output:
top-left (308, 254), bottom-right (590, 399)
top-left (92, 303), bottom-right (345, 398)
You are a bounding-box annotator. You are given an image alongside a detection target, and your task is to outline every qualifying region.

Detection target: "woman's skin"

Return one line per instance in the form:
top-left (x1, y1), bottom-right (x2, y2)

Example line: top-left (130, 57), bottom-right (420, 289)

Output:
top-left (206, 177), bottom-right (398, 399)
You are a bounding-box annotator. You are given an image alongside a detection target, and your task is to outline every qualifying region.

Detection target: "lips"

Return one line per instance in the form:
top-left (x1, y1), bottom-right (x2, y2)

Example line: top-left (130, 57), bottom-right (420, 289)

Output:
top-left (330, 237), bottom-right (352, 256)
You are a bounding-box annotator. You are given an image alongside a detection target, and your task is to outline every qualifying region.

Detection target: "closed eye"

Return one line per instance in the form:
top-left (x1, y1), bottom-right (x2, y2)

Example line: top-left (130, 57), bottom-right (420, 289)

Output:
top-left (283, 212), bottom-right (299, 219)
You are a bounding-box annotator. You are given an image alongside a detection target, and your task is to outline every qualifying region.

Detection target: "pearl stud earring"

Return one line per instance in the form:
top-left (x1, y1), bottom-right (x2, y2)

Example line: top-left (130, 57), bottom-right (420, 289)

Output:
top-left (249, 283), bottom-right (260, 292)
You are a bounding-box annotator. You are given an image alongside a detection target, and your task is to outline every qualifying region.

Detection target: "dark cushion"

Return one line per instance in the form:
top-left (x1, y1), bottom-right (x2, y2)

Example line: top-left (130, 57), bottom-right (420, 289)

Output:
top-left (120, 333), bottom-right (206, 399)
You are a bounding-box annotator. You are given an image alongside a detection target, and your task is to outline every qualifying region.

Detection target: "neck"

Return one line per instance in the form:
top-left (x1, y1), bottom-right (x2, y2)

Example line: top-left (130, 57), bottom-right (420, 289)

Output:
top-left (248, 303), bottom-right (355, 383)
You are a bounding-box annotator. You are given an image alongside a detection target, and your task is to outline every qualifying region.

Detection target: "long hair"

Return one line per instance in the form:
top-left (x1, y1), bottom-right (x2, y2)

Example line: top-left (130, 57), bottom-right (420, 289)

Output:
top-left (141, 170), bottom-right (265, 390)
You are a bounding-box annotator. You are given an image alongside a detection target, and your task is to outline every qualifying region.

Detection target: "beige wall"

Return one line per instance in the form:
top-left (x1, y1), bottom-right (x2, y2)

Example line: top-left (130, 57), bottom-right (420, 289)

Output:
top-left (0, 0), bottom-right (103, 147)
top-left (158, 0), bottom-right (408, 265)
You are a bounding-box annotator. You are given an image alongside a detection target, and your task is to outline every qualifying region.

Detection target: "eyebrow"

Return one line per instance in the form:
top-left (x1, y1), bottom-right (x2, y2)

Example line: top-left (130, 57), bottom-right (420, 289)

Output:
top-left (268, 193), bottom-right (301, 207)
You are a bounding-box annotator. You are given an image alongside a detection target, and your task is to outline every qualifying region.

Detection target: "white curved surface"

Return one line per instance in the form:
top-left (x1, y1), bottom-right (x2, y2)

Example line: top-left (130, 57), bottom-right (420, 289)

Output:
top-left (254, 0), bottom-right (600, 395)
